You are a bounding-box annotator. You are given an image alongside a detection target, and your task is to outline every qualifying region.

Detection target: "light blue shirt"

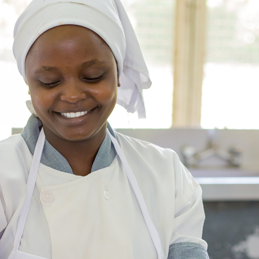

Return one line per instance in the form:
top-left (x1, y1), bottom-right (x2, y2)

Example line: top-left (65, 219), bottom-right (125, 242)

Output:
top-left (20, 114), bottom-right (210, 259)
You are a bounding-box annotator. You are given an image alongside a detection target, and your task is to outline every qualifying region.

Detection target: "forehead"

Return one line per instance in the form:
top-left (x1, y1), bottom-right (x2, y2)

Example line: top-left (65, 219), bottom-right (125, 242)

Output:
top-left (26, 25), bottom-right (114, 65)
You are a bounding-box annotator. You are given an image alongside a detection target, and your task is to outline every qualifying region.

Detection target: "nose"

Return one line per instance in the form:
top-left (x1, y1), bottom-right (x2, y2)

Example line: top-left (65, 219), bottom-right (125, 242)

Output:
top-left (60, 81), bottom-right (87, 104)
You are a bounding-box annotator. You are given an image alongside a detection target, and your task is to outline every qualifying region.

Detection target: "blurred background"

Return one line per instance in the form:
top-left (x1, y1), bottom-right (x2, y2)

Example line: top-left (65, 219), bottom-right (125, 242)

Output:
top-left (1, 0), bottom-right (259, 258)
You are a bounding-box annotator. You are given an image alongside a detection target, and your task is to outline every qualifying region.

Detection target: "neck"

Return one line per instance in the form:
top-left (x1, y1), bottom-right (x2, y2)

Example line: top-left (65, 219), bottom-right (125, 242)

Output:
top-left (43, 123), bottom-right (107, 176)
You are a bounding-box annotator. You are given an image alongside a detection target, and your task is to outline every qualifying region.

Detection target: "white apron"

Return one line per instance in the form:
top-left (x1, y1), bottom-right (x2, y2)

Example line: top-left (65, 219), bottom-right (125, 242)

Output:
top-left (8, 129), bottom-right (165, 259)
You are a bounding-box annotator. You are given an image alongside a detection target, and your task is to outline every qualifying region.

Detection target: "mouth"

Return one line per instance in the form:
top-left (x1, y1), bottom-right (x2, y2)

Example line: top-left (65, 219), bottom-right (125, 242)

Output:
top-left (60, 111), bottom-right (88, 118)
top-left (53, 107), bottom-right (97, 125)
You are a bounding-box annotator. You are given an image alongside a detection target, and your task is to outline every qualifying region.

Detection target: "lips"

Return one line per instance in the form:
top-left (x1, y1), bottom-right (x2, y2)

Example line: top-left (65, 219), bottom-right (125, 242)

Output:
top-left (53, 107), bottom-right (97, 126)
top-left (61, 111), bottom-right (88, 118)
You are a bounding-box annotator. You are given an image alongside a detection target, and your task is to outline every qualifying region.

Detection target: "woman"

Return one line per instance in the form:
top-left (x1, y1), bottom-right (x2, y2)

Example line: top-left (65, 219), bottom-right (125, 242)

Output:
top-left (0, 0), bottom-right (210, 258)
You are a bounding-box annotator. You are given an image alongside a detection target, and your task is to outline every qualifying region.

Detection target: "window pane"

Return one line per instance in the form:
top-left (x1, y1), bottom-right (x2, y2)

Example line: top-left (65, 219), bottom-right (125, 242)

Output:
top-left (0, 0), bottom-right (31, 141)
top-left (201, 0), bottom-right (259, 129)
top-left (109, 0), bottom-right (174, 128)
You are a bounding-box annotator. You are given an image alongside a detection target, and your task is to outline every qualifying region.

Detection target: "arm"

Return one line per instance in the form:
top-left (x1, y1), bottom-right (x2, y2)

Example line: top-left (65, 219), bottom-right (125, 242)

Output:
top-left (169, 155), bottom-right (210, 258)
top-left (0, 186), bottom-right (7, 239)
top-left (168, 242), bottom-right (209, 259)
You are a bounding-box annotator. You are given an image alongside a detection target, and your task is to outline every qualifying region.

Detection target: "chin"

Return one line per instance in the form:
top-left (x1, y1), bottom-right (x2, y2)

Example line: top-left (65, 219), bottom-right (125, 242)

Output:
top-left (57, 124), bottom-right (105, 142)
top-left (57, 130), bottom-right (93, 142)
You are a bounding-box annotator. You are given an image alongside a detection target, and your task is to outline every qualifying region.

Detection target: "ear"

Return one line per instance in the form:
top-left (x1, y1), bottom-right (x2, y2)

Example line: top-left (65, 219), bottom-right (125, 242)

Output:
top-left (117, 74), bottom-right (120, 87)
top-left (115, 61), bottom-right (120, 87)
top-left (26, 78), bottom-right (31, 94)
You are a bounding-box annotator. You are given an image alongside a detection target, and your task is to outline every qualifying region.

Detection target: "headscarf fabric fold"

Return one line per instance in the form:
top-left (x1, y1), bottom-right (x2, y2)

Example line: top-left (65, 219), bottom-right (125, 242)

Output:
top-left (13, 0), bottom-right (151, 118)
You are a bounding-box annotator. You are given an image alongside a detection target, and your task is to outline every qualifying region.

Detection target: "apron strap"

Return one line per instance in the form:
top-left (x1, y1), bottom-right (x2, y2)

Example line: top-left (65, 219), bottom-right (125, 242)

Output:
top-left (13, 129), bottom-right (45, 250)
top-left (107, 130), bottom-right (165, 259)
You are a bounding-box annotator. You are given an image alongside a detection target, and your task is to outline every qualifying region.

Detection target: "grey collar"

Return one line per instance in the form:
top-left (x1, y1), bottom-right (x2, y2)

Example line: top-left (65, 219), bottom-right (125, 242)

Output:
top-left (21, 115), bottom-right (117, 174)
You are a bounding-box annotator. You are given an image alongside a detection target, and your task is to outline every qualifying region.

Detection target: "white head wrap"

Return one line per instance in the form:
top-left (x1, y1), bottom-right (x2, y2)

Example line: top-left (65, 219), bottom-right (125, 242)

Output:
top-left (13, 0), bottom-right (151, 118)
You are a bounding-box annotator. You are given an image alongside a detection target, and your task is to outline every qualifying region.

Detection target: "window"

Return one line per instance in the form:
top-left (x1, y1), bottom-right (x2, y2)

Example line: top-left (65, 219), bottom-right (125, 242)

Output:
top-left (201, 0), bottom-right (259, 129)
top-left (0, 0), bottom-right (31, 140)
top-left (2, 0), bottom-right (258, 142)
top-left (109, 0), bottom-right (174, 128)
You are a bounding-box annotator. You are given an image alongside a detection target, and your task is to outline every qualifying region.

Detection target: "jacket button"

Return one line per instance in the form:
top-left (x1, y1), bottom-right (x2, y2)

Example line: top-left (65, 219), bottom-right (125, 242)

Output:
top-left (41, 191), bottom-right (54, 203)
top-left (104, 191), bottom-right (110, 200)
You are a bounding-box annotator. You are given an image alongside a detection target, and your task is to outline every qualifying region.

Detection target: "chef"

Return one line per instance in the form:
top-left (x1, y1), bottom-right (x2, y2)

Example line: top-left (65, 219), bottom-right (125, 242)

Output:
top-left (0, 0), bottom-right (210, 258)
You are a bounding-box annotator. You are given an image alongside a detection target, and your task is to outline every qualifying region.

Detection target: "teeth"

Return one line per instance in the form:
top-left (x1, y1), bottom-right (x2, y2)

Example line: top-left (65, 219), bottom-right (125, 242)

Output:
top-left (61, 111), bottom-right (88, 118)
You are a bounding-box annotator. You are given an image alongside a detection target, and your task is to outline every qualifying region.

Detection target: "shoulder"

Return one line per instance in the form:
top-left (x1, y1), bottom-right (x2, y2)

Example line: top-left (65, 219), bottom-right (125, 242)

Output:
top-left (115, 132), bottom-right (199, 197)
top-left (116, 132), bottom-right (177, 157)
top-left (115, 132), bottom-right (185, 185)
top-left (116, 132), bottom-right (181, 166)
top-left (0, 134), bottom-right (31, 182)
top-left (0, 134), bottom-right (26, 148)
top-left (0, 134), bottom-right (30, 160)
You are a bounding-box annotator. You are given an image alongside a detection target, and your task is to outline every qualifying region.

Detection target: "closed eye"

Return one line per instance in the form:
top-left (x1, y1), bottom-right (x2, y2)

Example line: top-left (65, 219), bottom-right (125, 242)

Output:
top-left (83, 74), bottom-right (104, 83)
top-left (40, 81), bottom-right (60, 87)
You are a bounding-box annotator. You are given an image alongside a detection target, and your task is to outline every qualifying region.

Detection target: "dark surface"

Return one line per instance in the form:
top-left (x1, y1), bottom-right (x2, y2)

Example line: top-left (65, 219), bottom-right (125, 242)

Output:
top-left (203, 202), bottom-right (259, 259)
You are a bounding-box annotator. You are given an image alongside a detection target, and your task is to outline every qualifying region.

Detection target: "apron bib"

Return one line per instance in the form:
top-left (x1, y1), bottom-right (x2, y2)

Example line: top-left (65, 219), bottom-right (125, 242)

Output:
top-left (8, 129), bottom-right (165, 259)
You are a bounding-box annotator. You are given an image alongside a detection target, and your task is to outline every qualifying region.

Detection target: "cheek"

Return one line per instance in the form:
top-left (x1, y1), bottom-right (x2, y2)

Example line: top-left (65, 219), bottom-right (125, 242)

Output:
top-left (30, 89), bottom-right (56, 113)
top-left (94, 78), bottom-right (118, 105)
top-left (96, 86), bottom-right (117, 109)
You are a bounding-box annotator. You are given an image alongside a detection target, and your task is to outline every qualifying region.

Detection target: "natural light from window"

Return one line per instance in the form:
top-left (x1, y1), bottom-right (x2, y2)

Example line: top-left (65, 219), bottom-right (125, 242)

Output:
top-left (1, 0), bottom-right (258, 142)
top-left (201, 0), bottom-right (259, 129)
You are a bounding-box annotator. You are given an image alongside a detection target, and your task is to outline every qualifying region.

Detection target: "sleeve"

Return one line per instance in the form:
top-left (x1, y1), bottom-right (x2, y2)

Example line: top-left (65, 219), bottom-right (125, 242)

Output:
top-left (168, 242), bottom-right (209, 259)
top-left (169, 153), bottom-right (209, 257)
top-left (0, 186), bottom-right (7, 239)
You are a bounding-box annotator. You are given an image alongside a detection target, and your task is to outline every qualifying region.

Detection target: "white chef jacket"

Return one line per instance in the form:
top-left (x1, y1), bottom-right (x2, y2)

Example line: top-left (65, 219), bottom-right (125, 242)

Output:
top-left (0, 127), bottom-right (208, 258)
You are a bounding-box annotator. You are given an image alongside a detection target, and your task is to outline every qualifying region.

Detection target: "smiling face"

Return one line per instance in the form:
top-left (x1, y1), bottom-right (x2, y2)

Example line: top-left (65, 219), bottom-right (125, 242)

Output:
top-left (25, 25), bottom-right (119, 142)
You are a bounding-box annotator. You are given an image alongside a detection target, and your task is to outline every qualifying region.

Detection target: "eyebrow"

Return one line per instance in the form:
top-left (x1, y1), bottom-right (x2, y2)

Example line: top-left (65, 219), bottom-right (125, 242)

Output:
top-left (82, 59), bottom-right (106, 68)
top-left (35, 66), bottom-right (58, 73)
top-left (34, 59), bottom-right (105, 73)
